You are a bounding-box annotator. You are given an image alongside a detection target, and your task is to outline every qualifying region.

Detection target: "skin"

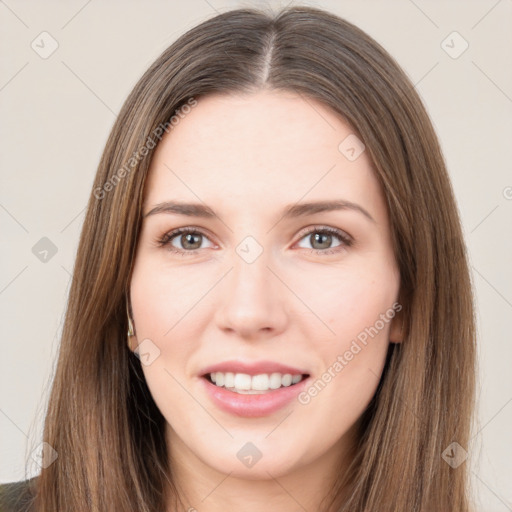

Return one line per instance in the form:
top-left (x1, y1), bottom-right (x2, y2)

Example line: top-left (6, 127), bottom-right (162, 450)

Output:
top-left (129, 90), bottom-right (403, 512)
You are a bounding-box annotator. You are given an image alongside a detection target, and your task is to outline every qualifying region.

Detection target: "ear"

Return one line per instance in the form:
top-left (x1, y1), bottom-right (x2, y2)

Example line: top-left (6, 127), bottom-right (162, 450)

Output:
top-left (389, 315), bottom-right (403, 343)
top-left (126, 293), bottom-right (137, 351)
top-left (388, 300), bottom-right (405, 344)
top-left (127, 316), bottom-right (136, 351)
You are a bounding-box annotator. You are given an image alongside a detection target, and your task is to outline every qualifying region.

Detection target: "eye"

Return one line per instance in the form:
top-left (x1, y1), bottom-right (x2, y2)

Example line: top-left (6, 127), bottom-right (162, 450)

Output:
top-left (156, 225), bottom-right (353, 256)
top-left (157, 227), bottom-right (214, 255)
top-left (295, 226), bottom-right (352, 255)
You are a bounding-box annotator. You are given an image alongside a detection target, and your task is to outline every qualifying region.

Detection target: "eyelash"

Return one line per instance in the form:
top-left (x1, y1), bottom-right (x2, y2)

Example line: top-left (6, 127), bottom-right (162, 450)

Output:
top-left (156, 225), bottom-right (353, 256)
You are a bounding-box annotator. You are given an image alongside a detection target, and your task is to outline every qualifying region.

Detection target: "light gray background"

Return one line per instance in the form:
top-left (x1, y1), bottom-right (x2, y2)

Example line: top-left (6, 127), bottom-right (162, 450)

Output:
top-left (1, 1), bottom-right (511, 510)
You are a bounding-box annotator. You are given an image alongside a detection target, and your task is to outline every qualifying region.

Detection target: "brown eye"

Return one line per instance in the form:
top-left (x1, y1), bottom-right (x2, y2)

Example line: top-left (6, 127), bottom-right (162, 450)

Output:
top-left (158, 228), bottom-right (214, 254)
top-left (309, 232), bottom-right (334, 250)
top-left (295, 226), bottom-right (352, 255)
top-left (177, 232), bottom-right (203, 250)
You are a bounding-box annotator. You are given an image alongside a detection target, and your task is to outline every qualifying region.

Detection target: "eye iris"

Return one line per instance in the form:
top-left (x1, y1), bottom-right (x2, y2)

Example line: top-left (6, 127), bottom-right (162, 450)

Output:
top-left (181, 232), bottom-right (202, 250)
top-left (311, 232), bottom-right (332, 250)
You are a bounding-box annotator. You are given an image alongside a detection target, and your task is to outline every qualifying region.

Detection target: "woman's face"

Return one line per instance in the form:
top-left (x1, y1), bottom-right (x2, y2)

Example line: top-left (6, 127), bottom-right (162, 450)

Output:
top-left (130, 90), bottom-right (402, 480)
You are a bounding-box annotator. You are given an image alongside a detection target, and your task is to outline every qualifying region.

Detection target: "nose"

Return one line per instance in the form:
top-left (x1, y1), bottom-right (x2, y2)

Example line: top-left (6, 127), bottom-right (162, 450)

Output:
top-left (214, 250), bottom-right (289, 340)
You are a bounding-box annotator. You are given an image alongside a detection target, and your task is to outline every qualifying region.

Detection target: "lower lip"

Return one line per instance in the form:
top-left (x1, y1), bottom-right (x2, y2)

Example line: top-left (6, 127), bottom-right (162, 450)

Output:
top-left (201, 376), bottom-right (310, 418)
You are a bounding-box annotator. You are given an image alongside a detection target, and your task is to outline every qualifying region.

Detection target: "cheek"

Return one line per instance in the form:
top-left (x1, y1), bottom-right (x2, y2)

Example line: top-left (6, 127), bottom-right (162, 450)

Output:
top-left (130, 262), bottom-right (200, 420)
top-left (296, 305), bottom-right (392, 448)
top-left (130, 256), bottom-right (202, 340)
top-left (293, 263), bottom-right (398, 405)
top-left (292, 259), bottom-right (399, 343)
top-left (129, 259), bottom-right (202, 379)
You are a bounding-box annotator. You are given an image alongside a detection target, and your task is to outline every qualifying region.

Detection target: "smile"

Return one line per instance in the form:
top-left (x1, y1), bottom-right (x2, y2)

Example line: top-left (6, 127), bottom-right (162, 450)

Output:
top-left (206, 372), bottom-right (306, 394)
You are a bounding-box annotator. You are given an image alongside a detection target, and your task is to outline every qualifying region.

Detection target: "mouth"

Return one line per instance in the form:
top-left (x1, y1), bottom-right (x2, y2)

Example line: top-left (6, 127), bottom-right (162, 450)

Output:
top-left (199, 360), bottom-right (311, 417)
top-left (203, 371), bottom-right (310, 394)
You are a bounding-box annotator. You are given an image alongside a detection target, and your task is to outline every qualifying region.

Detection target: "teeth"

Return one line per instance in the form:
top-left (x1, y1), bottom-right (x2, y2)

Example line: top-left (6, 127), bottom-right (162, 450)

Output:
top-left (292, 374), bottom-right (302, 384)
top-left (252, 373), bottom-right (269, 390)
top-left (209, 372), bottom-right (305, 393)
top-left (269, 373), bottom-right (282, 389)
top-left (234, 373), bottom-right (252, 390)
top-left (224, 372), bottom-right (235, 388)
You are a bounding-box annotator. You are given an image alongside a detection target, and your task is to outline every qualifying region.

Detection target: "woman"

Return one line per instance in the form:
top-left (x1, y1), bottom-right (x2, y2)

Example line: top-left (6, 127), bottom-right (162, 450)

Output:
top-left (0, 5), bottom-right (476, 511)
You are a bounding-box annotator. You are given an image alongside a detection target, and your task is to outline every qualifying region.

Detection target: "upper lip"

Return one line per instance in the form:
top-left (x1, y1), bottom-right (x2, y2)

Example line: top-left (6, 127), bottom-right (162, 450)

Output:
top-left (200, 360), bottom-right (309, 377)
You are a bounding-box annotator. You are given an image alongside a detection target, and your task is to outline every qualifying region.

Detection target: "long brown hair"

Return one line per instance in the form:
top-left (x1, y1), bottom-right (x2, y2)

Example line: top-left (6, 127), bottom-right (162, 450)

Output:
top-left (32, 6), bottom-right (476, 511)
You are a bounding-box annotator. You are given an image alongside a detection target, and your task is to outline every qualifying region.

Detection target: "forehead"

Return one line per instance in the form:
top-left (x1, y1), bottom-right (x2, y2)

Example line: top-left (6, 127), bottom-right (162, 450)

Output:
top-left (143, 90), bottom-right (383, 217)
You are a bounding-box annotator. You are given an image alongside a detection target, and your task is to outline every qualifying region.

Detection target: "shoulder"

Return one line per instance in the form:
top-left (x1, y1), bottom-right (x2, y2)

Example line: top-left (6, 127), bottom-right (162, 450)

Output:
top-left (0, 477), bottom-right (38, 512)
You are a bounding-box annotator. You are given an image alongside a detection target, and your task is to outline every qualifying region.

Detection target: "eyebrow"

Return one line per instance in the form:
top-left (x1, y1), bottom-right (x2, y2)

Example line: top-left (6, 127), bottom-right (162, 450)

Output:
top-left (143, 199), bottom-right (376, 223)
